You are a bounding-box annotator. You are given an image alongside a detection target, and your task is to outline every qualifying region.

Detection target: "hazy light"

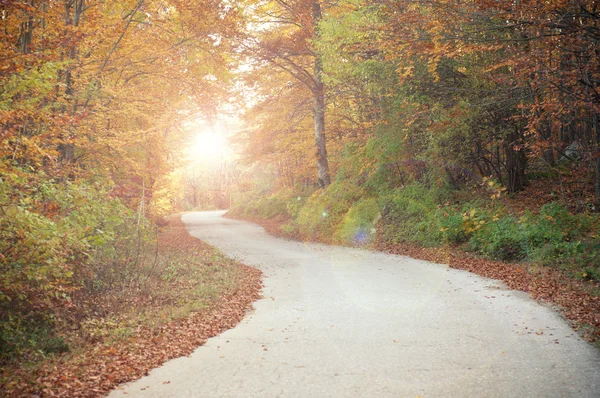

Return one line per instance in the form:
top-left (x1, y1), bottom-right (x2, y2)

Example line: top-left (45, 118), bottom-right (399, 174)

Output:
top-left (191, 128), bottom-right (228, 160)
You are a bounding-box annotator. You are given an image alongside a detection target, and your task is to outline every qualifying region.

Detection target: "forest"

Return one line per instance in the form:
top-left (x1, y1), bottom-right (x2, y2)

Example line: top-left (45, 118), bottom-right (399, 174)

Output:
top-left (1, 0), bottom-right (599, 394)
top-left (231, 0), bottom-right (600, 277)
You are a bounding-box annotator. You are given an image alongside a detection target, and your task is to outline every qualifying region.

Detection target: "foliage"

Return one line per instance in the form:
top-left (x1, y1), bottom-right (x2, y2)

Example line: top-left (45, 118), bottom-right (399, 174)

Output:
top-left (336, 198), bottom-right (379, 246)
top-left (296, 181), bottom-right (363, 241)
top-left (238, 0), bottom-right (600, 207)
top-left (378, 183), bottom-right (450, 247)
top-left (522, 202), bottom-right (594, 248)
top-left (434, 205), bottom-right (483, 246)
top-left (465, 202), bottom-right (600, 271)
top-left (0, 172), bottom-right (158, 363)
top-left (468, 216), bottom-right (527, 262)
top-left (1, 216), bottom-right (262, 396)
top-left (230, 187), bottom-right (306, 220)
top-left (0, 0), bottom-right (238, 366)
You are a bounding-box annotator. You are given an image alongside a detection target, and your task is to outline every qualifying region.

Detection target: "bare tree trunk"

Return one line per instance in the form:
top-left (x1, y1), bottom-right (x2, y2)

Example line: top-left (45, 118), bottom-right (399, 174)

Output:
top-left (312, 1), bottom-right (330, 188)
top-left (18, 2), bottom-right (34, 54)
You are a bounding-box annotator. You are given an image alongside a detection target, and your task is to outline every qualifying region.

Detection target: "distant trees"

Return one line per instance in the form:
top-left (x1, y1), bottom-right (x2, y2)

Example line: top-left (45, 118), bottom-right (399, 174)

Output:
top-left (1, 0), bottom-right (232, 203)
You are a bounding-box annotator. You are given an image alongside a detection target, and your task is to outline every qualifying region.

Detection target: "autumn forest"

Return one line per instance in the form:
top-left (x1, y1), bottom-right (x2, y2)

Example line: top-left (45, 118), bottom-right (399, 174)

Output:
top-left (1, 0), bottom-right (600, 394)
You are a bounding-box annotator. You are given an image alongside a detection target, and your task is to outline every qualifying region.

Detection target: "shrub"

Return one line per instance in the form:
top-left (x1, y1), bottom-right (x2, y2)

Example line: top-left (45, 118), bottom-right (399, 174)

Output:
top-left (530, 237), bottom-right (600, 280)
top-left (378, 183), bottom-right (441, 246)
top-left (523, 202), bottom-right (593, 248)
top-left (336, 198), bottom-right (380, 246)
top-left (0, 173), bottom-right (155, 364)
top-left (434, 208), bottom-right (468, 245)
top-left (231, 193), bottom-right (289, 219)
top-left (230, 187), bottom-right (312, 220)
top-left (296, 182), bottom-right (364, 241)
top-left (468, 216), bottom-right (527, 261)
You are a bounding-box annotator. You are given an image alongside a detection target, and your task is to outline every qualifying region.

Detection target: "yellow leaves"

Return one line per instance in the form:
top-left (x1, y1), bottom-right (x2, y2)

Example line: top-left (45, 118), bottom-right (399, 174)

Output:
top-left (483, 177), bottom-right (506, 200)
top-left (484, 59), bottom-right (516, 74)
top-left (462, 208), bottom-right (485, 234)
top-left (398, 65), bottom-right (414, 79)
top-left (2, 205), bottom-right (21, 217)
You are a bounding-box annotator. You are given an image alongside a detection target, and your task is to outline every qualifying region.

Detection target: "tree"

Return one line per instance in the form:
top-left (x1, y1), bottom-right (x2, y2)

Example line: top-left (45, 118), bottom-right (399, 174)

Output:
top-left (0, 0), bottom-right (240, 359)
top-left (238, 0), bottom-right (331, 187)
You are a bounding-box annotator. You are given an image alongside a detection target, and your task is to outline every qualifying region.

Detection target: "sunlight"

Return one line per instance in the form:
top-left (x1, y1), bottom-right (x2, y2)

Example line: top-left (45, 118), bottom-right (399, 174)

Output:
top-left (191, 128), bottom-right (228, 160)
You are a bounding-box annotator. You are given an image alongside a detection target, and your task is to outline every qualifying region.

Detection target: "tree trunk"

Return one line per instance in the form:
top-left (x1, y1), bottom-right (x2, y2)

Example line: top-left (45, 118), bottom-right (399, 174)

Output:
top-left (311, 1), bottom-right (330, 188)
top-left (594, 113), bottom-right (600, 210)
top-left (505, 130), bottom-right (528, 193)
top-left (59, 0), bottom-right (85, 163)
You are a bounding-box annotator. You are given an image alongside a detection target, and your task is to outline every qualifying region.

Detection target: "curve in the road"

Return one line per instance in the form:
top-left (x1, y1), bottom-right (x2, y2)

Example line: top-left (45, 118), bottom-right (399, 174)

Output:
top-left (109, 211), bottom-right (600, 398)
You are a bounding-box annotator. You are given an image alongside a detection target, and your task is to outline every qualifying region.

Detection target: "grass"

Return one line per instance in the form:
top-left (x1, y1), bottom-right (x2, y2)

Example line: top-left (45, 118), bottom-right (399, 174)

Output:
top-left (0, 215), bottom-right (261, 396)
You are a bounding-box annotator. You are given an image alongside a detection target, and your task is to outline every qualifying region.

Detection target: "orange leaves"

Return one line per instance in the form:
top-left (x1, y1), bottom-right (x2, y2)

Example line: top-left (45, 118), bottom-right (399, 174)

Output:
top-left (1, 216), bottom-right (263, 397)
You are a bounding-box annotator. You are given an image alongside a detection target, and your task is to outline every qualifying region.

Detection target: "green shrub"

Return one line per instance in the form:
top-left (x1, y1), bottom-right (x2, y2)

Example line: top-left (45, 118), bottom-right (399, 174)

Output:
top-left (530, 238), bottom-right (600, 280)
top-left (0, 172), bottom-right (156, 364)
top-left (523, 202), bottom-right (592, 248)
top-left (296, 182), bottom-right (364, 241)
top-left (378, 183), bottom-right (441, 246)
top-left (468, 216), bottom-right (527, 261)
top-left (230, 187), bottom-right (312, 220)
top-left (336, 198), bottom-right (380, 245)
top-left (434, 208), bottom-right (468, 245)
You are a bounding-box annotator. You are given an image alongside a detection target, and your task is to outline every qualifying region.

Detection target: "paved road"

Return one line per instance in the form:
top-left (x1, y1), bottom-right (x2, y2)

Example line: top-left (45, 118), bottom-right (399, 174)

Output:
top-left (110, 211), bottom-right (600, 397)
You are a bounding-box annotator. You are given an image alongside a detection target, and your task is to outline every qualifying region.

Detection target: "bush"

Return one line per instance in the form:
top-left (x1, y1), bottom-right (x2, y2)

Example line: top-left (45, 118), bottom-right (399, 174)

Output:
top-left (468, 216), bottom-right (527, 261)
top-left (522, 202), bottom-right (593, 248)
top-left (336, 198), bottom-right (380, 246)
top-left (0, 172), bottom-right (155, 364)
top-left (378, 183), bottom-right (442, 246)
top-left (434, 208), bottom-right (469, 245)
top-left (532, 240), bottom-right (600, 279)
top-left (296, 182), bottom-right (364, 241)
top-left (230, 187), bottom-right (312, 220)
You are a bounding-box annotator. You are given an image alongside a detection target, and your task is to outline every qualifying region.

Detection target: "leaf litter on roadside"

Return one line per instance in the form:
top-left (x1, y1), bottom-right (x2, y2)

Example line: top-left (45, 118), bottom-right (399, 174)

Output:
top-left (1, 215), bottom-right (262, 397)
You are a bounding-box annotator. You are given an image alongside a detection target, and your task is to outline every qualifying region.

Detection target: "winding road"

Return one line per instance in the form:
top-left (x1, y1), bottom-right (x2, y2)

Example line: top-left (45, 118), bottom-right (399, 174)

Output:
top-left (110, 211), bottom-right (600, 397)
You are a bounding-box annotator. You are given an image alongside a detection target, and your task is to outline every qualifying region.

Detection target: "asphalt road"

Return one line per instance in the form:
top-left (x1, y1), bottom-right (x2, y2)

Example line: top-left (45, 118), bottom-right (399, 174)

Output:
top-left (109, 211), bottom-right (600, 397)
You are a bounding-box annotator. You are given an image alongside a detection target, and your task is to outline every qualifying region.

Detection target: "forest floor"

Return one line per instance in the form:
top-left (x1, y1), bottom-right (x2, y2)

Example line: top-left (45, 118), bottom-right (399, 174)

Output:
top-left (0, 215), bottom-right (262, 397)
top-left (225, 212), bottom-right (600, 346)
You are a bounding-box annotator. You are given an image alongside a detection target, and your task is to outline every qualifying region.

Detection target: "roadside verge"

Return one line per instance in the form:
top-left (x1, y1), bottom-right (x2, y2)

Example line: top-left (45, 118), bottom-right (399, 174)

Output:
top-left (1, 215), bottom-right (262, 397)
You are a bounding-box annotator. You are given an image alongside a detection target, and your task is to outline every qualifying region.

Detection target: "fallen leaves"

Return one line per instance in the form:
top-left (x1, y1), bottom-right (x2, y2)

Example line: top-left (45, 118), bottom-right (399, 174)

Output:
top-left (1, 215), bottom-right (262, 397)
top-left (377, 239), bottom-right (600, 343)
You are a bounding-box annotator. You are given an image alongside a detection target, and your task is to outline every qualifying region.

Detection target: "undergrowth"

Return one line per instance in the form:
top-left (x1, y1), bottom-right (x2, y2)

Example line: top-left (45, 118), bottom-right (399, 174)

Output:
top-left (230, 180), bottom-right (600, 283)
top-left (1, 215), bottom-right (257, 395)
top-left (0, 216), bottom-right (244, 390)
top-left (0, 169), bottom-right (246, 368)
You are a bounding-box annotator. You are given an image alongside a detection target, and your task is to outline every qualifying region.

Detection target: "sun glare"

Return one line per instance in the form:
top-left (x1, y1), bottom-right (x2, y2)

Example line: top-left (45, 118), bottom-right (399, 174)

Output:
top-left (191, 129), bottom-right (228, 160)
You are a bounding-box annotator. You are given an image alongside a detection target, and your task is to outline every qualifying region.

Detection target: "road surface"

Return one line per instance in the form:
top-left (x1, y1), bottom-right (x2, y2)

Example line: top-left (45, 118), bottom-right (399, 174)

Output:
top-left (110, 211), bottom-right (600, 397)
